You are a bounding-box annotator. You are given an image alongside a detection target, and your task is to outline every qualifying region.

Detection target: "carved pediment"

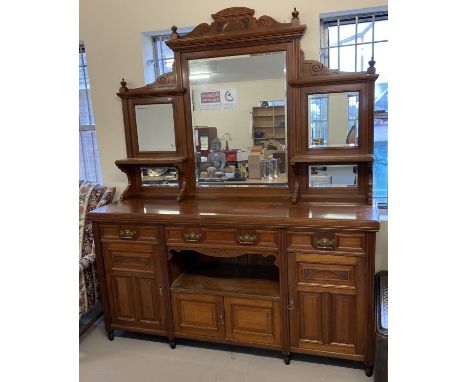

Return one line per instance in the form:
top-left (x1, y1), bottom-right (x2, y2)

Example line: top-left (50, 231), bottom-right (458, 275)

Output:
top-left (117, 72), bottom-right (184, 98)
top-left (166, 7), bottom-right (305, 50)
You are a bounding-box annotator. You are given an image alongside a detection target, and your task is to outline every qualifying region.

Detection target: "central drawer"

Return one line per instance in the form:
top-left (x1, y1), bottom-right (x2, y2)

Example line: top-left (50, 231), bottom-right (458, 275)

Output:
top-left (165, 226), bottom-right (278, 250)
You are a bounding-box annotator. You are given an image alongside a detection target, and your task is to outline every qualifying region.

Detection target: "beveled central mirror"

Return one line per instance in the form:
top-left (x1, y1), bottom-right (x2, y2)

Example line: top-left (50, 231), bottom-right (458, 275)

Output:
top-left (188, 52), bottom-right (287, 187)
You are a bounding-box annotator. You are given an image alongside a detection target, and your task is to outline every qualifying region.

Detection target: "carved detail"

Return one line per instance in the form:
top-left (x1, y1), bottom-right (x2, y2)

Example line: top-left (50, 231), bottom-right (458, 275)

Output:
top-left (114, 256), bottom-right (150, 267)
top-left (175, 7), bottom-right (296, 40)
top-left (303, 268), bottom-right (349, 281)
top-left (115, 161), bottom-right (134, 201)
top-left (168, 247), bottom-right (278, 266)
top-left (143, 71), bottom-right (176, 89)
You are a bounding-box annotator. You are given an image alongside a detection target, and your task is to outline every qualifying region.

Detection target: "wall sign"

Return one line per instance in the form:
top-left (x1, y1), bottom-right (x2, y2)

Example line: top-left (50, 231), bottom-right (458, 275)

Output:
top-left (199, 89), bottom-right (237, 110)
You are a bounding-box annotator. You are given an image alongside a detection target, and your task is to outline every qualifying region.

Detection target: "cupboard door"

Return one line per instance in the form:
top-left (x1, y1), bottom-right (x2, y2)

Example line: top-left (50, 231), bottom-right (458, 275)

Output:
top-left (289, 252), bottom-right (366, 357)
top-left (224, 297), bottom-right (281, 345)
top-left (293, 290), bottom-right (358, 355)
top-left (172, 292), bottom-right (225, 338)
top-left (108, 274), bottom-right (166, 330)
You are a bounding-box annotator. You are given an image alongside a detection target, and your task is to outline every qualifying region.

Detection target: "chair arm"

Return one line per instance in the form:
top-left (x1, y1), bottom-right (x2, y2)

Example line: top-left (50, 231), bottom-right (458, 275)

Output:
top-left (79, 253), bottom-right (96, 272)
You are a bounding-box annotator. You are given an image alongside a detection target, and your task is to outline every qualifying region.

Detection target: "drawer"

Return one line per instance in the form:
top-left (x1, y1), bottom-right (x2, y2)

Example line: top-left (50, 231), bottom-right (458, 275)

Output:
top-left (288, 231), bottom-right (366, 253)
top-left (165, 226), bottom-right (278, 249)
top-left (100, 224), bottom-right (159, 242)
top-left (103, 242), bottom-right (157, 273)
top-left (294, 253), bottom-right (358, 288)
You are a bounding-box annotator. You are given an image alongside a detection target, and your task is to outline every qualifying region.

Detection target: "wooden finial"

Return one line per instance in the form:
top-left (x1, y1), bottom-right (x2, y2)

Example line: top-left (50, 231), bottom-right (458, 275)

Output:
top-left (170, 25), bottom-right (179, 39)
top-left (119, 78), bottom-right (128, 92)
top-left (291, 7), bottom-right (300, 25)
top-left (367, 58), bottom-right (376, 74)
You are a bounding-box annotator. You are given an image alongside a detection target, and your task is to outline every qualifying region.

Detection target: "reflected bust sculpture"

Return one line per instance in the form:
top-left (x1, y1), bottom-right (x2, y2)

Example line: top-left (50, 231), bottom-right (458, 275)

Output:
top-left (207, 138), bottom-right (226, 171)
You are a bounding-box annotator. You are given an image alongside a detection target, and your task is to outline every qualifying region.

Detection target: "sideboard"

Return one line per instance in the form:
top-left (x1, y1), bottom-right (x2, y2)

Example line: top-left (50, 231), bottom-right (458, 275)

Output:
top-left (87, 6), bottom-right (380, 376)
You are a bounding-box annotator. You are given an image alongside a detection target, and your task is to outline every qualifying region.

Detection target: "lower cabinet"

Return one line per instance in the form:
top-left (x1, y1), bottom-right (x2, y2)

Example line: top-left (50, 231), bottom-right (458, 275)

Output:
top-left (102, 241), bottom-right (166, 332)
top-left (172, 292), bottom-right (281, 346)
top-left (288, 252), bottom-right (367, 358)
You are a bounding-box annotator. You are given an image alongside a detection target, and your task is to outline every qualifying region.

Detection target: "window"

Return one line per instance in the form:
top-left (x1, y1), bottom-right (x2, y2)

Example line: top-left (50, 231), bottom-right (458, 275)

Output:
top-left (150, 28), bottom-right (192, 79)
top-left (320, 7), bottom-right (388, 207)
top-left (79, 44), bottom-right (102, 183)
top-left (309, 94), bottom-right (329, 145)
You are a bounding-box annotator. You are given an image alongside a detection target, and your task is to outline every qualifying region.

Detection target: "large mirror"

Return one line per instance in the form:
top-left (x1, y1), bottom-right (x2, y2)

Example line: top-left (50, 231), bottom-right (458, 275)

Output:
top-left (188, 52), bottom-right (287, 187)
top-left (135, 103), bottom-right (176, 152)
top-left (308, 92), bottom-right (359, 148)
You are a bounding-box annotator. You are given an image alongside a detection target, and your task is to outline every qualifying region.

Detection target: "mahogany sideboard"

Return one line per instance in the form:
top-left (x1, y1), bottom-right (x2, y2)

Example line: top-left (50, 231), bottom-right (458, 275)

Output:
top-left (88, 198), bottom-right (379, 375)
top-left (87, 7), bottom-right (380, 376)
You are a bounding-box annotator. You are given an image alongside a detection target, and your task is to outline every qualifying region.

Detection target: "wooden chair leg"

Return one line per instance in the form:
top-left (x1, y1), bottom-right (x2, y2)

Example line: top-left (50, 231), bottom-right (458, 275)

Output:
top-left (79, 310), bottom-right (103, 337)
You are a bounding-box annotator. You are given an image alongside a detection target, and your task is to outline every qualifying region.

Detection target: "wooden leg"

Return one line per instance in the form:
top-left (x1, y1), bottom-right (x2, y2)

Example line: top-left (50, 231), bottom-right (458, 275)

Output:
top-left (107, 329), bottom-right (115, 341)
top-left (169, 339), bottom-right (176, 349)
top-left (365, 365), bottom-right (374, 377)
top-left (283, 355), bottom-right (290, 365)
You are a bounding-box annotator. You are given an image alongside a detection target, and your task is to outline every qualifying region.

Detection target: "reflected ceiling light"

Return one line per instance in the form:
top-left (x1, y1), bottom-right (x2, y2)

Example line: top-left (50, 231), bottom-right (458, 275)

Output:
top-left (189, 73), bottom-right (211, 80)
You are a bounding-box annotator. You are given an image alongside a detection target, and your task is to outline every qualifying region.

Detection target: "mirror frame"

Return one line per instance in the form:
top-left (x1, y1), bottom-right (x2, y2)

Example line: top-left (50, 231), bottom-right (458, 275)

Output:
top-left (183, 46), bottom-right (290, 193)
top-left (167, 9), bottom-right (306, 198)
top-left (117, 77), bottom-right (187, 159)
top-left (115, 7), bottom-right (378, 204)
top-left (301, 82), bottom-right (370, 155)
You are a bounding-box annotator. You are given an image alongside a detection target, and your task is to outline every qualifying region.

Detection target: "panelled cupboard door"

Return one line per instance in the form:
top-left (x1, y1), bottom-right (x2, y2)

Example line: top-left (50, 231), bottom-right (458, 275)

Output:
top-left (102, 242), bottom-right (166, 331)
top-left (224, 297), bottom-right (281, 345)
top-left (288, 252), bottom-right (367, 358)
top-left (172, 292), bottom-right (225, 338)
top-left (108, 274), bottom-right (166, 331)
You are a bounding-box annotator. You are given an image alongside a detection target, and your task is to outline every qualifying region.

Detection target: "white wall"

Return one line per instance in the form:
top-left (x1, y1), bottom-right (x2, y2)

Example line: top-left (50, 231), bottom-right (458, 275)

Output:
top-left (79, 0), bottom-right (388, 271)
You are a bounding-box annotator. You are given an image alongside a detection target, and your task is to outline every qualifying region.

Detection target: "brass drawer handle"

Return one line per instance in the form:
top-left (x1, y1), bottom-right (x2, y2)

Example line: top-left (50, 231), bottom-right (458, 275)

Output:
top-left (120, 229), bottom-right (136, 240)
top-left (218, 313), bottom-right (224, 325)
top-left (313, 238), bottom-right (336, 249)
top-left (238, 234), bottom-right (256, 245)
top-left (287, 297), bottom-right (295, 311)
top-left (183, 232), bottom-right (202, 242)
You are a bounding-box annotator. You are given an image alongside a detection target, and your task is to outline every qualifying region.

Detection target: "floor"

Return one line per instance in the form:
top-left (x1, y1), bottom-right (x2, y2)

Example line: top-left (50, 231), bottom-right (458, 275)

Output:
top-left (80, 318), bottom-right (374, 382)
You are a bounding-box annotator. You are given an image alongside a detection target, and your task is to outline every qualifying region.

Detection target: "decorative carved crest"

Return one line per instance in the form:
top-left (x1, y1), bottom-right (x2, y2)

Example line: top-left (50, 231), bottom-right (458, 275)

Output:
top-left (118, 72), bottom-right (180, 97)
top-left (166, 7), bottom-right (305, 51)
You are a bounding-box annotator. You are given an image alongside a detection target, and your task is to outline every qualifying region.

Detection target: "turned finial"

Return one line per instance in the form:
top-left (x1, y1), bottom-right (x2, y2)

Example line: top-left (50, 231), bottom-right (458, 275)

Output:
top-left (367, 58), bottom-right (376, 74)
top-left (291, 8), bottom-right (300, 25)
top-left (119, 78), bottom-right (128, 92)
top-left (170, 25), bottom-right (179, 39)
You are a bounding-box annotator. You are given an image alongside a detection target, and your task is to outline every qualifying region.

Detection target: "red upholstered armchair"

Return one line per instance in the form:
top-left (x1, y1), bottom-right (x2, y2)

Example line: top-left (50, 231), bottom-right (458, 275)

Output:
top-left (79, 181), bottom-right (115, 325)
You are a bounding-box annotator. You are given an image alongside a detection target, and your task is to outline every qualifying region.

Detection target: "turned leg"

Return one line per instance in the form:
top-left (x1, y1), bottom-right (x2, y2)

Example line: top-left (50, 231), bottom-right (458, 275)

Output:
top-left (365, 365), bottom-right (374, 377)
top-left (283, 355), bottom-right (291, 365)
top-left (107, 329), bottom-right (115, 341)
top-left (169, 338), bottom-right (176, 349)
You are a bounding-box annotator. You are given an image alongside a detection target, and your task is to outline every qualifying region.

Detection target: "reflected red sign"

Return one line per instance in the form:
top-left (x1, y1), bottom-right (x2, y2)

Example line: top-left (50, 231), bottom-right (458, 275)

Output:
top-left (200, 91), bottom-right (220, 103)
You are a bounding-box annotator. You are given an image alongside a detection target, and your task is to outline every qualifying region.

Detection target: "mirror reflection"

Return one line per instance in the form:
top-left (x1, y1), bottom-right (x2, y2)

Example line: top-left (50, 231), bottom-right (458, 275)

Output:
top-left (189, 52), bottom-right (287, 187)
top-left (141, 167), bottom-right (178, 187)
top-left (135, 103), bottom-right (176, 152)
top-left (309, 165), bottom-right (358, 188)
top-left (308, 92), bottom-right (359, 148)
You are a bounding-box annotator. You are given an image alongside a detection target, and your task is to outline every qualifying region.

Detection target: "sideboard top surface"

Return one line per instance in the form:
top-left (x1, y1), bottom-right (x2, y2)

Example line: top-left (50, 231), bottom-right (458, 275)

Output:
top-left (87, 198), bottom-right (380, 230)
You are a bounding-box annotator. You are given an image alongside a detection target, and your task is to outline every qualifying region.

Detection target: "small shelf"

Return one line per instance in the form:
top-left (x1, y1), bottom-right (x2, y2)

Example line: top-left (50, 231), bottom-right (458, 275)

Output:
top-left (116, 157), bottom-right (187, 166)
top-left (253, 137), bottom-right (285, 140)
top-left (171, 262), bottom-right (280, 299)
top-left (291, 154), bottom-right (374, 165)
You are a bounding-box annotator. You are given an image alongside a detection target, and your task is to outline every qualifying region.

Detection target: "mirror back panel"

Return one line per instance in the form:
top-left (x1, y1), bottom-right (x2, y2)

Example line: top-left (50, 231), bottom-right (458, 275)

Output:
top-left (188, 52), bottom-right (288, 187)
